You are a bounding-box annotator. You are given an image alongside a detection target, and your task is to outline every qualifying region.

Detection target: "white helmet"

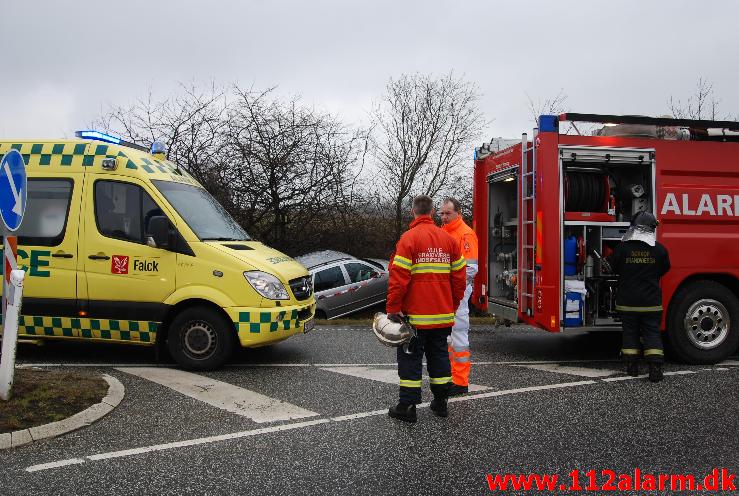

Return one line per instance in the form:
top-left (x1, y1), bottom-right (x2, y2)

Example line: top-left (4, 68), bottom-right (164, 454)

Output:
top-left (372, 312), bottom-right (416, 347)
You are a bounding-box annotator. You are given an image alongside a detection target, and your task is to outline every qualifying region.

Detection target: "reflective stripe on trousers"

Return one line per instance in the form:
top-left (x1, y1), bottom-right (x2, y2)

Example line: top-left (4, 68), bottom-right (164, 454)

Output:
top-left (448, 283), bottom-right (473, 386)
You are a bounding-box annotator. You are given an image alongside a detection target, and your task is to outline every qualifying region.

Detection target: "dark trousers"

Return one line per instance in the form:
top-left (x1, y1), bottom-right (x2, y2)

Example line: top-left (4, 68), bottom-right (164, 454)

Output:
top-left (620, 312), bottom-right (664, 363)
top-left (397, 327), bottom-right (452, 405)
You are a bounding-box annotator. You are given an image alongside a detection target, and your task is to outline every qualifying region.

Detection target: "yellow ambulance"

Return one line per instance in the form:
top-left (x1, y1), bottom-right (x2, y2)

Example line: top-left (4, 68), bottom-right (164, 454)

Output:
top-left (0, 131), bottom-right (315, 370)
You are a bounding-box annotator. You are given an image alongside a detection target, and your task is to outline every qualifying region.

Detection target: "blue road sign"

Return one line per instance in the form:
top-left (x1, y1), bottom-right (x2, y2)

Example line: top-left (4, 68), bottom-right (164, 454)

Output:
top-left (0, 150), bottom-right (27, 232)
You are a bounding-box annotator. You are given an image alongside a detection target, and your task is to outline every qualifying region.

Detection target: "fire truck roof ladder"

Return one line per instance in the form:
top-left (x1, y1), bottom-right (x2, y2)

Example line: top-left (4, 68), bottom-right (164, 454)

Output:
top-left (520, 129), bottom-right (537, 317)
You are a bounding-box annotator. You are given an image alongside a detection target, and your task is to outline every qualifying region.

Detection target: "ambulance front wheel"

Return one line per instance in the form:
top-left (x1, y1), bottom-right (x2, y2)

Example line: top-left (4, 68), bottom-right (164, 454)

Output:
top-left (167, 306), bottom-right (236, 370)
top-left (666, 280), bottom-right (739, 365)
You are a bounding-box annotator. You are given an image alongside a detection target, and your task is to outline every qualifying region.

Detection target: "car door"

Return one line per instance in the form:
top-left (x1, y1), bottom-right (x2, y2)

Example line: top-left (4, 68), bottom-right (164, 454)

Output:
top-left (8, 176), bottom-right (81, 337)
top-left (81, 176), bottom-right (176, 340)
top-left (312, 264), bottom-right (351, 318)
top-left (344, 261), bottom-right (388, 308)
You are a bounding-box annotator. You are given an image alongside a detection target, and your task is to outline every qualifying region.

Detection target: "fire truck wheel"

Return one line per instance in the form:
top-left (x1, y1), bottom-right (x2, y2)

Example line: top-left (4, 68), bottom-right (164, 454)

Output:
top-left (167, 306), bottom-right (236, 370)
top-left (666, 280), bottom-right (739, 365)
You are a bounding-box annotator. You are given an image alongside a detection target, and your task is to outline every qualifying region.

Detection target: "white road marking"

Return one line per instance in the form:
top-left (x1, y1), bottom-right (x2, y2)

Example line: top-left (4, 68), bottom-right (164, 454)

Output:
top-left (25, 458), bottom-right (86, 472)
top-left (484, 359), bottom-right (621, 365)
top-left (602, 369), bottom-right (697, 382)
top-left (25, 378), bottom-right (596, 473)
top-left (118, 367), bottom-right (318, 424)
top-left (602, 375), bottom-right (646, 382)
top-left (19, 359), bottom-right (627, 368)
top-left (722, 360), bottom-right (739, 366)
top-left (319, 366), bottom-right (490, 392)
top-left (510, 363), bottom-right (620, 378)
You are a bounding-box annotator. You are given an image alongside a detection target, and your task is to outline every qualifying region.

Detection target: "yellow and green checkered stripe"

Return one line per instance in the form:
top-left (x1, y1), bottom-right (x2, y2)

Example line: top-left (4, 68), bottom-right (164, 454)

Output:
top-left (0, 142), bottom-right (191, 176)
top-left (18, 315), bottom-right (158, 343)
top-left (235, 306), bottom-right (311, 334)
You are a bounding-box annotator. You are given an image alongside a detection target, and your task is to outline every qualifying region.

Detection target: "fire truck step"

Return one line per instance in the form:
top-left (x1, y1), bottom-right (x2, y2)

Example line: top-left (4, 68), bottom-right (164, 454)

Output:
top-left (523, 196), bottom-right (534, 200)
top-left (522, 292), bottom-right (534, 297)
top-left (523, 221), bottom-right (535, 224)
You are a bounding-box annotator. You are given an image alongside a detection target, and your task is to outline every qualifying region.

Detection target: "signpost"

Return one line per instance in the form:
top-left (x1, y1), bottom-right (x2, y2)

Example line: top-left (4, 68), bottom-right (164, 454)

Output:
top-left (0, 149), bottom-right (27, 400)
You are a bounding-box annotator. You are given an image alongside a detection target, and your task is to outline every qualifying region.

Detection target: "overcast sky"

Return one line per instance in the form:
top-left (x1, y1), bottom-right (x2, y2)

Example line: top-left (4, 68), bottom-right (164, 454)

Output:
top-left (2, 0), bottom-right (737, 142)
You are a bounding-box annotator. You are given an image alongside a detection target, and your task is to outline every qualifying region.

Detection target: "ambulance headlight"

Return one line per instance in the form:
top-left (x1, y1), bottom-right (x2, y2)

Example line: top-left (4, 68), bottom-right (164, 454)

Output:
top-left (243, 271), bottom-right (289, 300)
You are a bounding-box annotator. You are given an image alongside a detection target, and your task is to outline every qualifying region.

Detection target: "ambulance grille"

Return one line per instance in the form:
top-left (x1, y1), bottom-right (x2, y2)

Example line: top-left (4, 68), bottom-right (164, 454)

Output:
top-left (289, 276), bottom-right (313, 301)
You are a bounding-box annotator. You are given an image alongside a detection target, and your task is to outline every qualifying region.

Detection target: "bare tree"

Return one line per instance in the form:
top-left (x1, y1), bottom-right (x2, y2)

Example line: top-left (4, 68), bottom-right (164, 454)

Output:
top-left (94, 82), bottom-right (229, 186)
top-left (669, 77), bottom-right (724, 120)
top-left (371, 72), bottom-right (484, 240)
top-left (526, 89), bottom-right (568, 125)
top-left (222, 86), bottom-right (366, 251)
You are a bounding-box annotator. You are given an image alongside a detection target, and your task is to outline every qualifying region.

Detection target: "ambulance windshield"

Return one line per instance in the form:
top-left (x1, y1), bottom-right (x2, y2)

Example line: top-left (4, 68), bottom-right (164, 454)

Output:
top-left (153, 180), bottom-right (250, 241)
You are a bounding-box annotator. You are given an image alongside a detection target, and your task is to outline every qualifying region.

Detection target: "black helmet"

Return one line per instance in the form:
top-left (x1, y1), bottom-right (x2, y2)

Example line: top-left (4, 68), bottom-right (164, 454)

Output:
top-left (631, 211), bottom-right (658, 229)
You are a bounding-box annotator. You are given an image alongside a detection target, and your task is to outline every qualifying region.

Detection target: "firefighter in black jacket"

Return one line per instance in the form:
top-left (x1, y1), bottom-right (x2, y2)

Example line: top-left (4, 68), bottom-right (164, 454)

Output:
top-left (607, 212), bottom-right (671, 382)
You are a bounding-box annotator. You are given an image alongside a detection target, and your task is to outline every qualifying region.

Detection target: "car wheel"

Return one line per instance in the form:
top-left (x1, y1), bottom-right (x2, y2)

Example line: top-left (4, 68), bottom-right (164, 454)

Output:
top-left (167, 306), bottom-right (236, 370)
top-left (315, 309), bottom-right (328, 320)
top-left (666, 280), bottom-right (739, 364)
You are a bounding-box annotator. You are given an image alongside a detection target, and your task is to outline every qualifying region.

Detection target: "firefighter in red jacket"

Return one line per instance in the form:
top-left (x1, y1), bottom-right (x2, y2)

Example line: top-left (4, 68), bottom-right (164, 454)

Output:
top-left (386, 195), bottom-right (467, 423)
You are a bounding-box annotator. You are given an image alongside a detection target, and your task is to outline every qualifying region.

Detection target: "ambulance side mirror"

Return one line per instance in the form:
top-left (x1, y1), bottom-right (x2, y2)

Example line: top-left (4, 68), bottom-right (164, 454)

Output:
top-left (147, 216), bottom-right (171, 249)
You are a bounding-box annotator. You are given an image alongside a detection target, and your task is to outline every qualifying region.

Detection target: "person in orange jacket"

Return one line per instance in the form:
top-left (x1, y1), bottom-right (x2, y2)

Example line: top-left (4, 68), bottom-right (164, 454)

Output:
top-left (440, 197), bottom-right (479, 395)
top-left (386, 195), bottom-right (467, 423)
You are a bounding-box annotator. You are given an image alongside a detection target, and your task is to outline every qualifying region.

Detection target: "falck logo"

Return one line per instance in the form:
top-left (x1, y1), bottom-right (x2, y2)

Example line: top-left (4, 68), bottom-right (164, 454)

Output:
top-left (111, 255), bottom-right (129, 275)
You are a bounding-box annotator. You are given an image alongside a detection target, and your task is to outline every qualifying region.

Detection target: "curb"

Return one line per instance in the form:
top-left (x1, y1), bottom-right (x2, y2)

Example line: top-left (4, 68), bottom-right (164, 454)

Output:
top-left (0, 374), bottom-right (124, 450)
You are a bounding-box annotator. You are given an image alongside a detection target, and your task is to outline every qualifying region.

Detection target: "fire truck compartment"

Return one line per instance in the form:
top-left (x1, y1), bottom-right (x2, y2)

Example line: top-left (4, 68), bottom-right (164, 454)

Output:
top-left (487, 169), bottom-right (519, 321)
top-left (560, 147), bottom-right (655, 329)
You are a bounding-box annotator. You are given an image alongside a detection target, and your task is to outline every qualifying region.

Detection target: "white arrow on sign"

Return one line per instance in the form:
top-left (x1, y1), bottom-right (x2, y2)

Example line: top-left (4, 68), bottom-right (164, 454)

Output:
top-left (3, 160), bottom-right (23, 215)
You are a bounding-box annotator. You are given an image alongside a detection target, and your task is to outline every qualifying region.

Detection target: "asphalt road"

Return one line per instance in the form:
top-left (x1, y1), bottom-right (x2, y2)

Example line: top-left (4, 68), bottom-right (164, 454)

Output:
top-left (1, 325), bottom-right (737, 495)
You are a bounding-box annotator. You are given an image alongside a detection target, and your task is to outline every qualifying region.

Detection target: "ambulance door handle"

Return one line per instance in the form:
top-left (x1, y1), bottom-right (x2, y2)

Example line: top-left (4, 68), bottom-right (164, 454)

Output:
top-left (52, 251), bottom-right (74, 259)
top-left (88, 253), bottom-right (110, 260)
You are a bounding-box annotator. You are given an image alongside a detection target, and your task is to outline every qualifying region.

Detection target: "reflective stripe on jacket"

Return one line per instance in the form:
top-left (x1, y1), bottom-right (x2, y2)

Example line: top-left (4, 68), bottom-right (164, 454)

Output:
top-left (387, 216), bottom-right (467, 329)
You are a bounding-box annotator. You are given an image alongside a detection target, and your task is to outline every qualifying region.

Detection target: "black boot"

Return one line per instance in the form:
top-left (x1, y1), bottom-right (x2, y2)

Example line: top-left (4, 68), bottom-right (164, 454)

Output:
top-left (430, 398), bottom-right (448, 418)
top-left (626, 360), bottom-right (639, 377)
top-left (448, 384), bottom-right (469, 396)
top-left (648, 362), bottom-right (663, 383)
top-left (388, 403), bottom-right (417, 423)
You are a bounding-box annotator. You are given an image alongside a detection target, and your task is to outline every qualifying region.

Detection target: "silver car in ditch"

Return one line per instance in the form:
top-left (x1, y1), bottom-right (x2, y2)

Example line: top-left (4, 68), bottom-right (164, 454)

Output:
top-left (296, 251), bottom-right (389, 319)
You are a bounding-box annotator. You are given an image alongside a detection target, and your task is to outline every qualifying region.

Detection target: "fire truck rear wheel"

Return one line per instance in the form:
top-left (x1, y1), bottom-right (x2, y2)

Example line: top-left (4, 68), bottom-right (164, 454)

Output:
top-left (167, 306), bottom-right (236, 370)
top-left (667, 280), bottom-right (739, 364)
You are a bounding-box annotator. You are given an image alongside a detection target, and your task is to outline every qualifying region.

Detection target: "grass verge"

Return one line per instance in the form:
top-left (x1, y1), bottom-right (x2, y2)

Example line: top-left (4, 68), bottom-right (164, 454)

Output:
top-left (0, 368), bottom-right (108, 433)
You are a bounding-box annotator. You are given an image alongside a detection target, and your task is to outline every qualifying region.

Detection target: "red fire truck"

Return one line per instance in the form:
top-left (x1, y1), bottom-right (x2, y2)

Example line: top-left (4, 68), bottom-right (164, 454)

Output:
top-left (472, 113), bottom-right (739, 364)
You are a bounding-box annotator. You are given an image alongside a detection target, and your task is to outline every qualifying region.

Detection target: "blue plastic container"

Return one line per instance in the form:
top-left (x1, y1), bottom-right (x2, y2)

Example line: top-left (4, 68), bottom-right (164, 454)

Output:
top-left (564, 236), bottom-right (578, 276)
top-left (564, 291), bottom-right (583, 326)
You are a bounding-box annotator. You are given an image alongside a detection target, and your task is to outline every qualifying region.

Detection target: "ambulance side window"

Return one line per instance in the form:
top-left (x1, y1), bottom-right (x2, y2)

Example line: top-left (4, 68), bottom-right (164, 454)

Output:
top-left (95, 181), bottom-right (163, 245)
top-left (17, 179), bottom-right (73, 247)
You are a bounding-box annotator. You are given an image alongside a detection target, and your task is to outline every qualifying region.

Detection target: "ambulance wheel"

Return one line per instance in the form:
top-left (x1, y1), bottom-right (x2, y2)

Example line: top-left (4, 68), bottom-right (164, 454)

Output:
top-left (666, 280), bottom-right (739, 365)
top-left (167, 306), bottom-right (236, 370)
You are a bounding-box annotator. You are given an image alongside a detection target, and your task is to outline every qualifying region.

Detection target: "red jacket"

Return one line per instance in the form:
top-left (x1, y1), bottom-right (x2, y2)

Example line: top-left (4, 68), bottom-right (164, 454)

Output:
top-left (386, 215), bottom-right (467, 329)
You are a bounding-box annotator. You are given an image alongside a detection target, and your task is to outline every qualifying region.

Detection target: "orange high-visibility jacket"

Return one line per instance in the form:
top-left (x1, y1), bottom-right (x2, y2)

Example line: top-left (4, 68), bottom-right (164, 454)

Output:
top-left (442, 216), bottom-right (479, 270)
top-left (387, 216), bottom-right (467, 329)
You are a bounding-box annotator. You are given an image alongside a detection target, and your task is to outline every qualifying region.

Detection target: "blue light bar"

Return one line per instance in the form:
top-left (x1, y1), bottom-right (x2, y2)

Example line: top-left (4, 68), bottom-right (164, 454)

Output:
top-left (150, 141), bottom-right (167, 155)
top-left (75, 130), bottom-right (122, 145)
